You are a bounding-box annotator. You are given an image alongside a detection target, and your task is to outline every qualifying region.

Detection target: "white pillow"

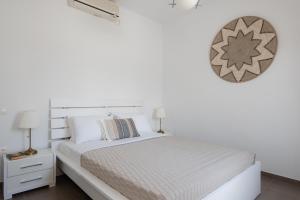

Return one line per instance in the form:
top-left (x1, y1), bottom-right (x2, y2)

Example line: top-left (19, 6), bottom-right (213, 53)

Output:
top-left (116, 114), bottom-right (154, 136)
top-left (68, 116), bottom-right (107, 144)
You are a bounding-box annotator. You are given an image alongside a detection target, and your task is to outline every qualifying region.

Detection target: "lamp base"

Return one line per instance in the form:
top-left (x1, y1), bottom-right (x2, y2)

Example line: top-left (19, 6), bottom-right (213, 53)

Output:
top-left (157, 130), bottom-right (165, 134)
top-left (23, 148), bottom-right (38, 156)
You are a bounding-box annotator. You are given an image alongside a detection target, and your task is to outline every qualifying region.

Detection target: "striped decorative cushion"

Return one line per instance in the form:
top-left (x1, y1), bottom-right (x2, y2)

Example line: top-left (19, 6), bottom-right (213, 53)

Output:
top-left (103, 118), bottom-right (140, 140)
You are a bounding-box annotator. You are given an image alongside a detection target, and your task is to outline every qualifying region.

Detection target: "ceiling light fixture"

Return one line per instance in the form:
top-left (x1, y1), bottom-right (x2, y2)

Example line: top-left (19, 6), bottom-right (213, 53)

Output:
top-left (169, 0), bottom-right (176, 8)
top-left (169, 0), bottom-right (201, 9)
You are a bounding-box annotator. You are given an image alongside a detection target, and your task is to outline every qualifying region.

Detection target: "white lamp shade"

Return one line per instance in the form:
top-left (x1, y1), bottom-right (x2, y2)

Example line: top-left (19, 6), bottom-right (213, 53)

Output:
top-left (178, 0), bottom-right (199, 9)
top-left (154, 107), bottom-right (166, 119)
top-left (18, 110), bottom-right (39, 129)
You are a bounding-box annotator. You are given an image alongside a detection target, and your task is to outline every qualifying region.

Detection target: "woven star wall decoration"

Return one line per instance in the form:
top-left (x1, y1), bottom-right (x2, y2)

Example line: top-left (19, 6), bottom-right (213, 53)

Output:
top-left (210, 16), bottom-right (278, 83)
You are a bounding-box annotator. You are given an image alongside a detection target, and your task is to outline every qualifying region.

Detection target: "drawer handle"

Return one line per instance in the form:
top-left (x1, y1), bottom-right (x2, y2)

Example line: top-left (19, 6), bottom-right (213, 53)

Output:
top-left (20, 163), bottom-right (43, 169)
top-left (20, 176), bottom-right (43, 184)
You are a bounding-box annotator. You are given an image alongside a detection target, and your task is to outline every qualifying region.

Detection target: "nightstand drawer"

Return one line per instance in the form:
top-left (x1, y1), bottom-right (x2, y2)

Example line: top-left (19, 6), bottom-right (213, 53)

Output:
top-left (7, 154), bottom-right (53, 177)
top-left (6, 169), bottom-right (53, 195)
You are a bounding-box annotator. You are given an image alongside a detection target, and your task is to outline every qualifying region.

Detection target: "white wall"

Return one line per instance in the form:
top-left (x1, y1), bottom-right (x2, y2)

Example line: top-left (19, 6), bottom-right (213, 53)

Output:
top-left (0, 0), bottom-right (163, 180)
top-left (1, 0), bottom-right (299, 183)
top-left (163, 0), bottom-right (300, 180)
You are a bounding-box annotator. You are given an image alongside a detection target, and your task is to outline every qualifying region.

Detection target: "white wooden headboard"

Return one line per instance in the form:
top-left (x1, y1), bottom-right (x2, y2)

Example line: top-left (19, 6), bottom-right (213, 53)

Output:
top-left (49, 98), bottom-right (144, 141)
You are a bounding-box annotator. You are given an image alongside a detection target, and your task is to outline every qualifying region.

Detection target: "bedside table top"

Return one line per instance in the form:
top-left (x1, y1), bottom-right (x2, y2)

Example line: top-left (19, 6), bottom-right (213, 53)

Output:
top-left (4, 148), bottom-right (53, 162)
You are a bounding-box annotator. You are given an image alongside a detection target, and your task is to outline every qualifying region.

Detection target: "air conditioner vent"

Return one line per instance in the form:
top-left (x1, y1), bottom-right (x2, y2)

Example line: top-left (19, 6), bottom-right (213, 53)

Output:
top-left (68, 0), bottom-right (120, 23)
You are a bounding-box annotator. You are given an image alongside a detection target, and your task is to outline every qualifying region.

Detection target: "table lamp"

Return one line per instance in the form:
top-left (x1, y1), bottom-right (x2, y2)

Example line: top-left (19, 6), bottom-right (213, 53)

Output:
top-left (154, 107), bottom-right (166, 134)
top-left (18, 110), bottom-right (39, 155)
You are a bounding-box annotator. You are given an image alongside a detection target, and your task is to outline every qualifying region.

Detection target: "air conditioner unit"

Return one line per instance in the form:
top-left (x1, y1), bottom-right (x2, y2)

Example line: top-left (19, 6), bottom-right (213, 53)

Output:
top-left (68, 0), bottom-right (120, 23)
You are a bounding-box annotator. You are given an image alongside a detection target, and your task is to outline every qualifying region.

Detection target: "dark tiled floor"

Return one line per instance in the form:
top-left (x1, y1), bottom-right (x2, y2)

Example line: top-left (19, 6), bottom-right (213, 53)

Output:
top-left (1, 174), bottom-right (299, 200)
top-left (257, 174), bottom-right (300, 200)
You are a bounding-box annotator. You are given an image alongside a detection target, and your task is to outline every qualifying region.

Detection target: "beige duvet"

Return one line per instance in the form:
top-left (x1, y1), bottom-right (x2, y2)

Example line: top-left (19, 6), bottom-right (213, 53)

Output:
top-left (81, 136), bottom-right (255, 200)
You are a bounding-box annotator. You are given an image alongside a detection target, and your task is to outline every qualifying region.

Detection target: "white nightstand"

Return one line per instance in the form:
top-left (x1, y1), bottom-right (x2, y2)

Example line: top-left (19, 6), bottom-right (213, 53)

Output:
top-left (2, 149), bottom-right (56, 200)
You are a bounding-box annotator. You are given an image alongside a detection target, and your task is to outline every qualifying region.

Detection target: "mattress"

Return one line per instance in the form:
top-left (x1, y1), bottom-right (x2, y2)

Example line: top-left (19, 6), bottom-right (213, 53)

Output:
top-left (57, 133), bottom-right (161, 165)
top-left (81, 136), bottom-right (255, 200)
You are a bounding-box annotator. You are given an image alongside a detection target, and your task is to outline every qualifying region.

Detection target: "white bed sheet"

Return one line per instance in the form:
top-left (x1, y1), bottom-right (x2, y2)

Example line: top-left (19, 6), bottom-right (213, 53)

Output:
top-left (57, 132), bottom-right (162, 165)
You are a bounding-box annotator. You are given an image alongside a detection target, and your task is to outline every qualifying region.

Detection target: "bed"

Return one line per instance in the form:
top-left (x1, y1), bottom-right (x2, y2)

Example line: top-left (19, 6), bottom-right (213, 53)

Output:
top-left (50, 99), bottom-right (261, 200)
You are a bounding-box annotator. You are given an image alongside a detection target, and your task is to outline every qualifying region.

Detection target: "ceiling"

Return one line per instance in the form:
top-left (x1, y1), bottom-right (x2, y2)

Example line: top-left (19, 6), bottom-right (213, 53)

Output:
top-left (117, 0), bottom-right (205, 23)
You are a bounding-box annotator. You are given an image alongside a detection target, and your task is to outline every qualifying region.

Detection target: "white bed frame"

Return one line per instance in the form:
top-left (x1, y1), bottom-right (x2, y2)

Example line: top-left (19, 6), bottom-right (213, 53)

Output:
top-left (49, 99), bottom-right (261, 200)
